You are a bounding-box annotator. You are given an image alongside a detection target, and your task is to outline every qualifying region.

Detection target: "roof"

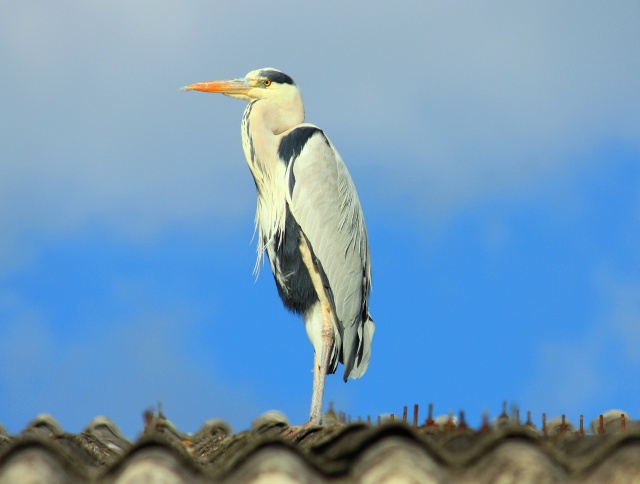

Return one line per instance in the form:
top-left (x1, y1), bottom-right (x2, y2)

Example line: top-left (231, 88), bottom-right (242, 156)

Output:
top-left (1, 409), bottom-right (638, 483)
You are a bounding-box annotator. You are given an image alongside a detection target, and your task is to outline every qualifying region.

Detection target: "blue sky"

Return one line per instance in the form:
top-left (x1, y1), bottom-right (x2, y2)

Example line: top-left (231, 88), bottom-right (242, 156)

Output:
top-left (1, 2), bottom-right (639, 437)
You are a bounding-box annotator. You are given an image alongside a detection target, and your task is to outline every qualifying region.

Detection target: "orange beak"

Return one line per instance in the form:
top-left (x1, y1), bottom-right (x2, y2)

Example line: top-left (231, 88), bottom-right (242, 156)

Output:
top-left (180, 78), bottom-right (253, 95)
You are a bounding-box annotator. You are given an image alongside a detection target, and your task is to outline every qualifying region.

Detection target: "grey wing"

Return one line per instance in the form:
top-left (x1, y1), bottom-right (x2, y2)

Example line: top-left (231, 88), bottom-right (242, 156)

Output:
top-left (285, 128), bottom-right (374, 381)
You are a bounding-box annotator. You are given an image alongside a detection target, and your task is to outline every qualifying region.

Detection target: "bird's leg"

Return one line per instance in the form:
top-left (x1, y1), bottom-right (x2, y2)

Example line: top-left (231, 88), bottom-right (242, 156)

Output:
top-left (308, 302), bottom-right (335, 425)
top-left (283, 302), bottom-right (334, 440)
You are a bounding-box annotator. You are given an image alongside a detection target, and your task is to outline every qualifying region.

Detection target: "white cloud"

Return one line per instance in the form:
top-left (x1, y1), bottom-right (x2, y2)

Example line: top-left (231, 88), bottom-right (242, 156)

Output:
top-left (523, 268), bottom-right (640, 420)
top-left (1, 1), bottom-right (639, 265)
top-left (0, 289), bottom-right (259, 437)
top-left (3, 1), bottom-right (638, 436)
top-left (600, 276), bottom-right (640, 365)
top-left (523, 334), bottom-right (606, 417)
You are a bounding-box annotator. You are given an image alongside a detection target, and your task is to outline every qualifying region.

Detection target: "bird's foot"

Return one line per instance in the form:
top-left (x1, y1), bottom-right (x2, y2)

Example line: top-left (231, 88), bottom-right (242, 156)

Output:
top-left (281, 419), bottom-right (322, 441)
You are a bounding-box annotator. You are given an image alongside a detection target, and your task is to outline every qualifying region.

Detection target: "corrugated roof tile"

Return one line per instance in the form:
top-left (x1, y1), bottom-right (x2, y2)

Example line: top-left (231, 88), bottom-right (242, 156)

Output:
top-left (1, 410), bottom-right (640, 482)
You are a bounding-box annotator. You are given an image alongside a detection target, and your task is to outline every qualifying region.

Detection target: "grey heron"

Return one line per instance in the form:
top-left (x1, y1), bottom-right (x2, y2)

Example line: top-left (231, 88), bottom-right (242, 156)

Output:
top-left (182, 68), bottom-right (374, 428)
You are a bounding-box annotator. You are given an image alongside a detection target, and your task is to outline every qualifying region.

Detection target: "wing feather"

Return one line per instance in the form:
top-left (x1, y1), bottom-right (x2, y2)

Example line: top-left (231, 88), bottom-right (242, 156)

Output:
top-left (283, 126), bottom-right (374, 380)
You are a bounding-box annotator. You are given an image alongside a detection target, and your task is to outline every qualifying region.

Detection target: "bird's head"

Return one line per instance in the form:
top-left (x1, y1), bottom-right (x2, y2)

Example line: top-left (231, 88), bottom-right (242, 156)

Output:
top-left (182, 68), bottom-right (304, 133)
top-left (182, 67), bottom-right (301, 104)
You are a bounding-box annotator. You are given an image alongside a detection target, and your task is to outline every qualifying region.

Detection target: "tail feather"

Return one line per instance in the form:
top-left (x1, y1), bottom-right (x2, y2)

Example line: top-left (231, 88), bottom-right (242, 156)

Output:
top-left (343, 314), bottom-right (375, 381)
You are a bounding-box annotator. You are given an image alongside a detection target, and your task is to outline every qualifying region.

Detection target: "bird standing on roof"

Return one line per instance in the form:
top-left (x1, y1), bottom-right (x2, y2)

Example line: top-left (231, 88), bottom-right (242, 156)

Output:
top-left (182, 68), bottom-right (374, 428)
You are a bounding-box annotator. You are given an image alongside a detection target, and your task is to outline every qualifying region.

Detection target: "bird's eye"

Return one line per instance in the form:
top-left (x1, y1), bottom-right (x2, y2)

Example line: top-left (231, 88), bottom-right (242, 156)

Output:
top-left (263, 79), bottom-right (272, 87)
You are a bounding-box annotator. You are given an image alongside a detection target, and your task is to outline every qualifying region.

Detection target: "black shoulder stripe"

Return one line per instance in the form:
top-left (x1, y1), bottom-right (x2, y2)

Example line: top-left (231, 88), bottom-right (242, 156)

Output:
top-left (279, 126), bottom-right (324, 197)
top-left (278, 126), bottom-right (323, 165)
